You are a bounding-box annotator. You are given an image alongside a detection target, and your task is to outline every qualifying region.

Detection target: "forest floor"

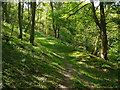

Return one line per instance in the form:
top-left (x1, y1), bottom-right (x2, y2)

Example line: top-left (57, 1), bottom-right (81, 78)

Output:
top-left (52, 40), bottom-right (73, 89)
top-left (2, 23), bottom-right (119, 89)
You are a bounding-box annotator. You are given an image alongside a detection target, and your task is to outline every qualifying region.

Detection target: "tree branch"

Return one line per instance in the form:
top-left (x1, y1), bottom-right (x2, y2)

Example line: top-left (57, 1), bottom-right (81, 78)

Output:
top-left (67, 2), bottom-right (83, 14)
top-left (67, 3), bottom-right (90, 19)
top-left (91, 2), bottom-right (101, 28)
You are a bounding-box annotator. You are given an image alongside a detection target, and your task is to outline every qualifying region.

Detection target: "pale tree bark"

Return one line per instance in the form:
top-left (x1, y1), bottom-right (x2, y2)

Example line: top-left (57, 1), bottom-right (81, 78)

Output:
top-left (93, 35), bottom-right (99, 55)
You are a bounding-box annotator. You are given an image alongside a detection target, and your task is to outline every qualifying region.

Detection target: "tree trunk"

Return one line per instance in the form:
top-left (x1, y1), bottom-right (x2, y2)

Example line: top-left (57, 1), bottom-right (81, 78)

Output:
top-left (100, 2), bottom-right (108, 60)
top-left (45, 10), bottom-right (48, 35)
top-left (3, 2), bottom-right (9, 23)
top-left (28, 2), bottom-right (30, 21)
top-left (25, 2), bottom-right (30, 33)
top-left (5, 3), bottom-right (9, 23)
top-left (2, 2), bottom-right (5, 21)
top-left (91, 2), bottom-right (108, 60)
top-left (22, 2), bottom-right (24, 20)
top-left (54, 28), bottom-right (57, 38)
top-left (50, 2), bottom-right (57, 38)
top-left (56, 2), bottom-right (61, 38)
top-left (10, 25), bottom-right (14, 37)
top-left (57, 26), bottom-right (60, 38)
top-left (18, 2), bottom-right (22, 39)
top-left (93, 35), bottom-right (99, 55)
top-left (25, 20), bottom-right (31, 33)
top-left (30, 2), bottom-right (36, 44)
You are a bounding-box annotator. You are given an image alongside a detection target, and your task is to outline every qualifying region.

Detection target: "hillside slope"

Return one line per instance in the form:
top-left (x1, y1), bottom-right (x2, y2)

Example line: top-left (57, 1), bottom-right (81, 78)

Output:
top-left (2, 23), bottom-right (119, 89)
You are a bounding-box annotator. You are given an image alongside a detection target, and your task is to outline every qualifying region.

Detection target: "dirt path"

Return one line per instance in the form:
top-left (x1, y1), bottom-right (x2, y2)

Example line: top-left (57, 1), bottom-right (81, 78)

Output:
top-left (46, 39), bottom-right (93, 89)
top-left (49, 41), bottom-right (74, 89)
top-left (58, 53), bottom-right (73, 89)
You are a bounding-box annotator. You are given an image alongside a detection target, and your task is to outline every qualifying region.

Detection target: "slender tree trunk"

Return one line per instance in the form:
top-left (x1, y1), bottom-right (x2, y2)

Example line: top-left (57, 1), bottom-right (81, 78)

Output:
top-left (25, 2), bottom-right (30, 33)
top-left (30, 2), bottom-right (36, 44)
top-left (54, 28), bottom-right (57, 38)
top-left (57, 26), bottom-right (60, 38)
top-left (93, 35), bottom-right (99, 55)
top-left (8, 3), bottom-right (10, 22)
top-left (22, 2), bottom-right (24, 20)
top-left (45, 10), bottom-right (48, 35)
top-left (18, 2), bottom-right (22, 39)
top-left (3, 2), bottom-right (9, 23)
top-left (91, 2), bottom-right (108, 60)
top-left (28, 2), bottom-right (30, 21)
top-left (25, 20), bottom-right (31, 33)
top-left (6, 3), bottom-right (9, 23)
top-left (56, 2), bottom-right (61, 38)
top-left (10, 25), bottom-right (14, 37)
top-left (39, 11), bottom-right (42, 31)
top-left (50, 2), bottom-right (57, 38)
top-left (2, 2), bottom-right (5, 21)
top-left (22, 2), bottom-right (24, 28)
top-left (118, 12), bottom-right (120, 60)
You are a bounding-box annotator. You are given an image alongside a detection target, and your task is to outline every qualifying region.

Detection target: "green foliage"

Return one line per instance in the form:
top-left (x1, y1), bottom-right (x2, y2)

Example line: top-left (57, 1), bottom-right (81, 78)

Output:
top-left (108, 41), bottom-right (119, 63)
top-left (60, 28), bottom-right (73, 43)
top-left (2, 1), bottom-right (119, 88)
top-left (2, 22), bottom-right (118, 88)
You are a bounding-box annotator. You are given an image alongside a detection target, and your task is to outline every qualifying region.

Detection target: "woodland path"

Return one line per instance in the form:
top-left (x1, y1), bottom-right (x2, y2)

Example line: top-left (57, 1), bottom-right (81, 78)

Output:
top-left (47, 39), bottom-right (74, 89)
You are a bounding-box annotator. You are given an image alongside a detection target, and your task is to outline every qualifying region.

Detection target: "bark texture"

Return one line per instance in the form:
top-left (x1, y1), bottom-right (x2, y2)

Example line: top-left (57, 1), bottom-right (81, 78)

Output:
top-left (30, 2), bottom-right (36, 44)
top-left (18, 2), bottom-right (22, 39)
top-left (50, 2), bottom-right (57, 38)
top-left (91, 2), bottom-right (108, 60)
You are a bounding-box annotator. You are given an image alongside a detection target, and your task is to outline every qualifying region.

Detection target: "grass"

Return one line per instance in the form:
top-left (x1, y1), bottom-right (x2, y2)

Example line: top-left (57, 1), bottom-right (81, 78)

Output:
top-left (2, 22), bottom-right (119, 89)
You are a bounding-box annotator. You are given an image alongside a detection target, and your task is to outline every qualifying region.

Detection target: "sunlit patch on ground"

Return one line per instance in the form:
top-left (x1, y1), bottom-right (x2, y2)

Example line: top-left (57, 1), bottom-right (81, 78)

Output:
top-left (36, 37), bottom-right (47, 40)
top-left (69, 51), bottom-right (85, 58)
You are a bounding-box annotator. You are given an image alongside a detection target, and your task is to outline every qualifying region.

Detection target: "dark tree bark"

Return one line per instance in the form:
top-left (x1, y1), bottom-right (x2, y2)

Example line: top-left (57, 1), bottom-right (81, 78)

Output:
top-left (57, 26), bottom-right (60, 38)
top-left (91, 2), bottom-right (108, 60)
top-left (18, 2), bottom-right (22, 39)
top-left (10, 25), bottom-right (14, 37)
top-left (100, 2), bottom-right (108, 60)
top-left (22, 2), bottom-right (24, 20)
top-left (50, 2), bottom-right (57, 38)
top-left (2, 2), bottom-right (5, 21)
top-left (30, 2), bottom-right (36, 44)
